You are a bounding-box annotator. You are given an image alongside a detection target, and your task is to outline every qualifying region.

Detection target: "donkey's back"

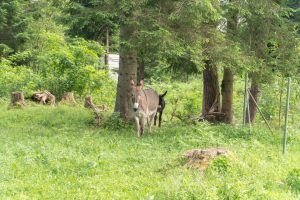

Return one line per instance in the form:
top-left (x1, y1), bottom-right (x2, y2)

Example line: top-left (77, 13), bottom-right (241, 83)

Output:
top-left (143, 89), bottom-right (159, 114)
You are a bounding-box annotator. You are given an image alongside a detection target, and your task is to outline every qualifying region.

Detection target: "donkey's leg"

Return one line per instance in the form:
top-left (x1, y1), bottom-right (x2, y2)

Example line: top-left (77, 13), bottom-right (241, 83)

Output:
top-left (159, 111), bottom-right (163, 127)
top-left (147, 116), bottom-right (151, 132)
top-left (154, 113), bottom-right (157, 126)
top-left (135, 117), bottom-right (141, 137)
top-left (140, 116), bottom-right (146, 136)
top-left (148, 113), bottom-right (156, 133)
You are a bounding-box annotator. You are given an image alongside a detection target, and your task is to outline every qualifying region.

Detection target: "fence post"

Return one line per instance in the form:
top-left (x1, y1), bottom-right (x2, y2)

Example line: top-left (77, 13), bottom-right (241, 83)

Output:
top-left (283, 77), bottom-right (291, 155)
top-left (243, 74), bottom-right (248, 126)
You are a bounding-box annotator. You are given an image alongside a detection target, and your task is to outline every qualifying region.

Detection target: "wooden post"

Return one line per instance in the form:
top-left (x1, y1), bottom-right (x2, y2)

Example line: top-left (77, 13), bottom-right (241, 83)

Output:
top-left (278, 78), bottom-right (284, 128)
top-left (247, 95), bottom-right (251, 133)
top-left (105, 28), bottom-right (109, 66)
top-left (283, 77), bottom-right (291, 155)
top-left (243, 74), bottom-right (248, 126)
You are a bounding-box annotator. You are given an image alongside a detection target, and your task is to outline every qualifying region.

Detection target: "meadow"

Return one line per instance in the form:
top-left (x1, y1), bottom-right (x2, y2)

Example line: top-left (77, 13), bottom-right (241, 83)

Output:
top-left (1, 1), bottom-right (300, 199)
top-left (0, 100), bottom-right (299, 199)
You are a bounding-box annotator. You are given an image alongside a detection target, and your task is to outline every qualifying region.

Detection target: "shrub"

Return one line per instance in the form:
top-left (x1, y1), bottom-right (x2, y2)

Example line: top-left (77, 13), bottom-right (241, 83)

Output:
top-left (286, 168), bottom-right (300, 193)
top-left (211, 156), bottom-right (231, 174)
top-left (0, 34), bottom-right (115, 102)
top-left (102, 112), bottom-right (132, 131)
top-left (0, 61), bottom-right (41, 97)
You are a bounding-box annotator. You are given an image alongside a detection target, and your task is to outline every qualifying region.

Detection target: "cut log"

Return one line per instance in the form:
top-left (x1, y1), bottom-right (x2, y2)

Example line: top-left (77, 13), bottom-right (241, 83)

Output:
top-left (199, 112), bottom-right (226, 123)
top-left (10, 92), bottom-right (25, 108)
top-left (32, 90), bottom-right (56, 106)
top-left (60, 92), bottom-right (77, 106)
top-left (183, 148), bottom-right (228, 170)
top-left (84, 96), bottom-right (106, 125)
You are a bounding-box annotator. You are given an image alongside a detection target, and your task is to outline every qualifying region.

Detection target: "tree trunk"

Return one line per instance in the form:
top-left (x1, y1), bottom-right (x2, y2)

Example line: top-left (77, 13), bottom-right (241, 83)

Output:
top-left (219, 2), bottom-right (238, 124)
top-left (246, 79), bottom-right (261, 123)
top-left (221, 68), bottom-right (234, 124)
top-left (137, 57), bottom-right (145, 82)
top-left (10, 92), bottom-right (25, 108)
top-left (114, 22), bottom-right (137, 119)
top-left (202, 61), bottom-right (220, 121)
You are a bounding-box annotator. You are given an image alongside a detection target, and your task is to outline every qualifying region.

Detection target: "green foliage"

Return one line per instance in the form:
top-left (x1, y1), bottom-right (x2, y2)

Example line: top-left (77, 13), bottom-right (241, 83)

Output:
top-left (0, 36), bottom-right (110, 98)
top-left (33, 36), bottom-right (107, 98)
top-left (0, 0), bottom-right (27, 50)
top-left (150, 78), bottom-right (202, 123)
top-left (64, 0), bottom-right (119, 51)
top-left (287, 168), bottom-right (300, 193)
top-left (211, 156), bottom-right (231, 174)
top-left (0, 61), bottom-right (41, 97)
top-left (0, 44), bottom-right (13, 56)
top-left (101, 112), bottom-right (132, 130)
top-left (0, 0), bottom-right (114, 99)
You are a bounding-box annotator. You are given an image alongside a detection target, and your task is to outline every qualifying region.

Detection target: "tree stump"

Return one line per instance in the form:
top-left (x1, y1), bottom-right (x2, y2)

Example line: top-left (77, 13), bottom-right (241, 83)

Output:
top-left (32, 90), bottom-right (56, 106)
top-left (84, 96), bottom-right (94, 109)
top-left (60, 92), bottom-right (77, 106)
top-left (84, 96), bottom-right (105, 125)
top-left (10, 92), bottom-right (25, 108)
top-left (183, 148), bottom-right (228, 171)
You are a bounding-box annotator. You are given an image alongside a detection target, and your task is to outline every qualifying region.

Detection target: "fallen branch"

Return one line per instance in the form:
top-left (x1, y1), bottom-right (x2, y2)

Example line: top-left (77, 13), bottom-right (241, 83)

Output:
top-left (84, 96), bottom-right (106, 125)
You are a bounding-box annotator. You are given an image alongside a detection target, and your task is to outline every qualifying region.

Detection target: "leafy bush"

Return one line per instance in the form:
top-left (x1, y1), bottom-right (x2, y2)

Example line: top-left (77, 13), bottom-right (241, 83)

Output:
top-left (32, 35), bottom-right (107, 98)
top-left (0, 61), bottom-right (41, 97)
top-left (150, 77), bottom-right (202, 124)
top-left (286, 168), bottom-right (300, 193)
top-left (102, 112), bottom-right (132, 130)
top-left (0, 33), bottom-right (116, 101)
top-left (211, 156), bottom-right (231, 174)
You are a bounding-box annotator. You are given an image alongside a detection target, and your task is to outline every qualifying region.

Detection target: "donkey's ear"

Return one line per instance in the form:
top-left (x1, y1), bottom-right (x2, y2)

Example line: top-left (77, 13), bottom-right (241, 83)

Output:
top-left (140, 80), bottom-right (144, 87)
top-left (161, 91), bottom-right (167, 97)
top-left (130, 79), bottom-right (135, 86)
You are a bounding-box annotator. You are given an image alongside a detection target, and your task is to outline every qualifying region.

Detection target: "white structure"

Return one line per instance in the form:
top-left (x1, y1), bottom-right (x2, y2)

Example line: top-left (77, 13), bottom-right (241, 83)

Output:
top-left (107, 54), bottom-right (119, 80)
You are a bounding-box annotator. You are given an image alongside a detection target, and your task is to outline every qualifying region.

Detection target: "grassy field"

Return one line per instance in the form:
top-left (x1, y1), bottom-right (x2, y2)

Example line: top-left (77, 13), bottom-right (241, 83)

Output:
top-left (0, 103), bottom-right (299, 199)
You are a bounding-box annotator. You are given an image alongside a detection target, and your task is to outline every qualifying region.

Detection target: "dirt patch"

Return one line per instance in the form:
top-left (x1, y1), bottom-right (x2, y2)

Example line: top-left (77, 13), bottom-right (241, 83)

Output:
top-left (183, 148), bottom-right (228, 170)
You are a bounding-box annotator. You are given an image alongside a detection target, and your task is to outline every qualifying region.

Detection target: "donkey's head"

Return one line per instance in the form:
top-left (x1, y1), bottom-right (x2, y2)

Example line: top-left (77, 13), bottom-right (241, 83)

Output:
top-left (158, 91), bottom-right (167, 112)
top-left (130, 79), bottom-right (144, 112)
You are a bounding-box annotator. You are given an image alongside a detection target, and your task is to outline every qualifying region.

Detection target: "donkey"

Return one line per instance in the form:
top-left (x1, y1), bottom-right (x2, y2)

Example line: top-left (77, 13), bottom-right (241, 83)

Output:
top-left (154, 91), bottom-right (167, 127)
top-left (130, 80), bottom-right (159, 137)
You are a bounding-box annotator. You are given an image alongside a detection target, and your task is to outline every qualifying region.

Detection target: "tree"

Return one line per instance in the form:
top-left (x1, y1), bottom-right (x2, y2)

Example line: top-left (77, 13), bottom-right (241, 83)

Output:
top-left (240, 0), bottom-right (299, 123)
top-left (220, 0), bottom-right (239, 124)
top-left (114, 18), bottom-right (138, 118)
top-left (63, 0), bottom-right (119, 52)
top-left (0, 0), bottom-right (27, 53)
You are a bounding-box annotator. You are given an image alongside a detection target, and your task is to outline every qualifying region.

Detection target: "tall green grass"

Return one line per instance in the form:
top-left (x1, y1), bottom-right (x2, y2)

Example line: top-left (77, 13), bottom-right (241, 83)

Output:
top-left (0, 103), bottom-right (299, 199)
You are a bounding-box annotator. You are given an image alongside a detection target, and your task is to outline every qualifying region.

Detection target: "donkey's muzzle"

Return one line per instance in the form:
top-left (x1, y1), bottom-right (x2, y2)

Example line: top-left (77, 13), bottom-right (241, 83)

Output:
top-left (133, 102), bottom-right (139, 112)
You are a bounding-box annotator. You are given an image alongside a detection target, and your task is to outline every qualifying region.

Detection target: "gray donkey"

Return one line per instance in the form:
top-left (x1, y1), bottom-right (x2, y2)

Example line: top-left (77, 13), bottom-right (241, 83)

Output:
top-left (130, 80), bottom-right (159, 137)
